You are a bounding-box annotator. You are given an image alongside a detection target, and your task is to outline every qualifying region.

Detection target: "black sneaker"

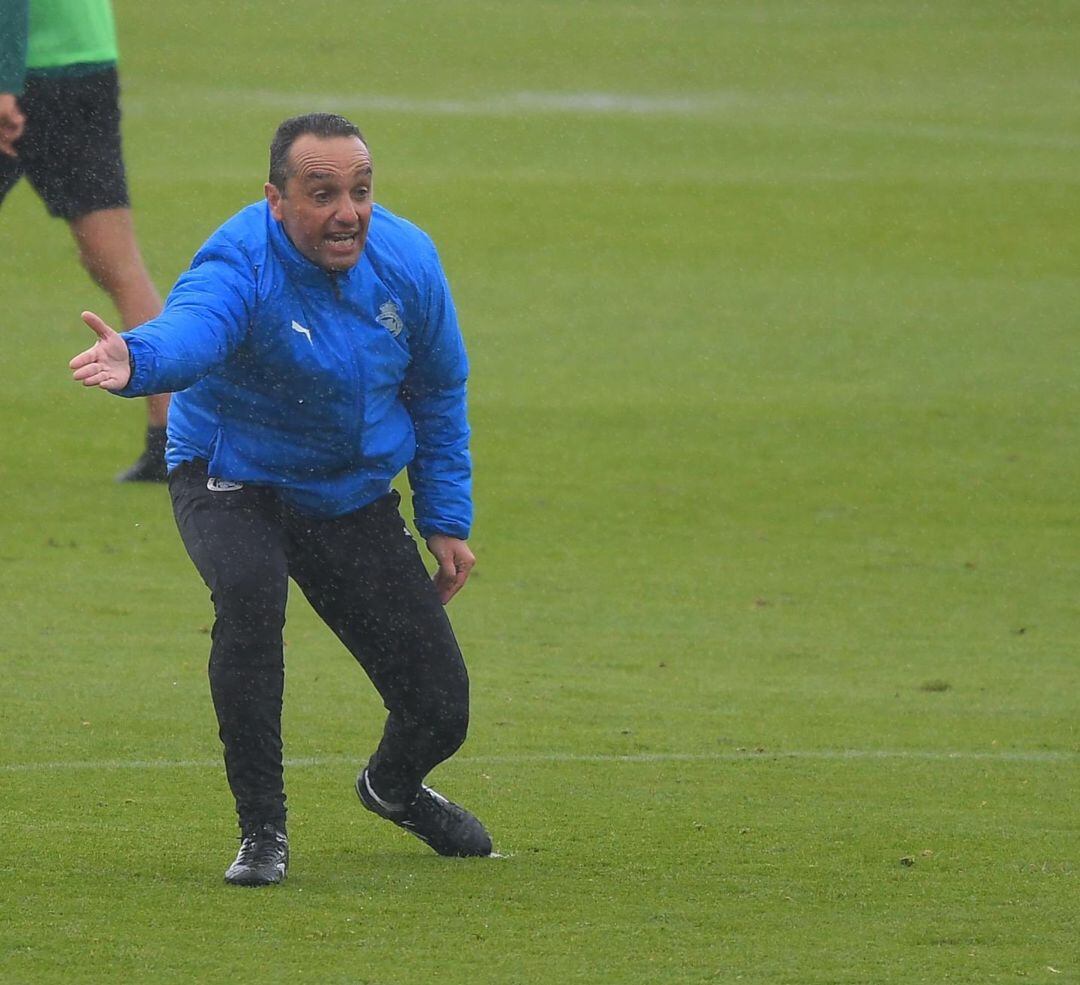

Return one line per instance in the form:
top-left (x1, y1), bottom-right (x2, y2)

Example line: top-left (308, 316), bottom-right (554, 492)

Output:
top-left (224, 822), bottom-right (289, 886)
top-left (356, 769), bottom-right (492, 857)
top-left (116, 426), bottom-right (167, 483)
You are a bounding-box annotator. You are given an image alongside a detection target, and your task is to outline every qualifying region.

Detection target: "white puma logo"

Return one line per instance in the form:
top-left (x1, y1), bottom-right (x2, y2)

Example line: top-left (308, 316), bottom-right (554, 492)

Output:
top-left (291, 320), bottom-right (313, 345)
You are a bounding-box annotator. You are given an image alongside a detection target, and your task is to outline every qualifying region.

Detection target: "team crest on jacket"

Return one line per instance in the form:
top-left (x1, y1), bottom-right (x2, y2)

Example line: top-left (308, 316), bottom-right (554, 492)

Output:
top-left (377, 300), bottom-right (404, 337)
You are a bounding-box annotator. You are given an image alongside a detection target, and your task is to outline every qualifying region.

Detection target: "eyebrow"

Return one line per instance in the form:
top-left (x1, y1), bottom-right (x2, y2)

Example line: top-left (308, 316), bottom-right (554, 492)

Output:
top-left (301, 164), bottom-right (373, 183)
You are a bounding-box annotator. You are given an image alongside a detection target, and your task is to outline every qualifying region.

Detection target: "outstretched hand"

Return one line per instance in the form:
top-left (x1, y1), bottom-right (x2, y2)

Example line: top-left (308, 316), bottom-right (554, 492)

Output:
top-left (70, 311), bottom-right (131, 391)
top-left (426, 534), bottom-right (476, 604)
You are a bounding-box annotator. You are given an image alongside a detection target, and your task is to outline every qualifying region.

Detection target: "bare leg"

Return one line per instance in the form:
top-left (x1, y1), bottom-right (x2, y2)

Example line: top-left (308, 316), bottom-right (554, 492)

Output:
top-left (69, 208), bottom-right (168, 426)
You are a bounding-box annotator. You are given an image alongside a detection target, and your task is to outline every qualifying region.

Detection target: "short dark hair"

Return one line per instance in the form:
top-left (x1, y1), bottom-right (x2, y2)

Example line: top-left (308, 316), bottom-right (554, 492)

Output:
top-left (268, 113), bottom-right (366, 192)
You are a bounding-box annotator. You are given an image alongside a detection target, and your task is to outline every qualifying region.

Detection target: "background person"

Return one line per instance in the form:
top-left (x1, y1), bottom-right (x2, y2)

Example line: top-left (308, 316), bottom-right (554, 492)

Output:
top-left (69, 113), bottom-right (492, 886)
top-left (0, 0), bottom-right (167, 481)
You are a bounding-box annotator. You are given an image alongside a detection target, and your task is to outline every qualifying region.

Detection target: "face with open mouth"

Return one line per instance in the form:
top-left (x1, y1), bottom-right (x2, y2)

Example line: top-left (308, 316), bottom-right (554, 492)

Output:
top-left (265, 133), bottom-right (374, 272)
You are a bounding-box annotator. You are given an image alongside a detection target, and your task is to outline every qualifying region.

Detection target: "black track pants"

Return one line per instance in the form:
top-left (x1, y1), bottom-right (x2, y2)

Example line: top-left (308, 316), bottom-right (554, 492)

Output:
top-left (168, 460), bottom-right (470, 830)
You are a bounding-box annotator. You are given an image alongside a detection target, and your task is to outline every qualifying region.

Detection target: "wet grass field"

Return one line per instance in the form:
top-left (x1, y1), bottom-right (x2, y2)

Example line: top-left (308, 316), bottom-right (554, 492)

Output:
top-left (1, 2), bottom-right (1077, 982)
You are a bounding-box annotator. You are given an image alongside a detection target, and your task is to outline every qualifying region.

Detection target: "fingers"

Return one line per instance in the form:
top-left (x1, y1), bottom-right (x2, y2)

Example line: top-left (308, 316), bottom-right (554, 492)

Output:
top-left (434, 568), bottom-right (467, 604)
top-left (81, 310), bottom-right (116, 341)
top-left (425, 535), bottom-right (476, 604)
top-left (69, 342), bottom-right (109, 376)
top-left (0, 109), bottom-right (23, 157)
top-left (434, 559), bottom-right (459, 604)
top-left (69, 347), bottom-right (97, 370)
top-left (433, 552), bottom-right (475, 604)
top-left (0, 94), bottom-right (24, 155)
top-left (71, 359), bottom-right (125, 390)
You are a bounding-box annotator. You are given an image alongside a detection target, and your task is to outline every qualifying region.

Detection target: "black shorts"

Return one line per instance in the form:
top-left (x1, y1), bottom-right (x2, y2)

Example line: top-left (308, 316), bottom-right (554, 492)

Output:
top-left (0, 66), bottom-right (129, 220)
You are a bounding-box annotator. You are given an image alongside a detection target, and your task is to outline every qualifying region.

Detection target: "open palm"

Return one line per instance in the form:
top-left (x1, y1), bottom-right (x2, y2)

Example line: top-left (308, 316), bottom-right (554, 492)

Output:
top-left (70, 310), bottom-right (131, 391)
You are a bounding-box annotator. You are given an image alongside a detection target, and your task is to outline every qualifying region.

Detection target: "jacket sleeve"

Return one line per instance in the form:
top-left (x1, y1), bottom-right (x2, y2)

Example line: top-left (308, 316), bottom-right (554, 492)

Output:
top-left (0, 0), bottom-right (28, 92)
top-left (117, 240), bottom-right (255, 397)
top-left (402, 241), bottom-right (472, 541)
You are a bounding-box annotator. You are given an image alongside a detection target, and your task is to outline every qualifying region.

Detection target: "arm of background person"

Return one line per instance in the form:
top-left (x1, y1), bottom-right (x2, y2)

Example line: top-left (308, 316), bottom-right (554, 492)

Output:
top-left (0, 0), bottom-right (29, 156)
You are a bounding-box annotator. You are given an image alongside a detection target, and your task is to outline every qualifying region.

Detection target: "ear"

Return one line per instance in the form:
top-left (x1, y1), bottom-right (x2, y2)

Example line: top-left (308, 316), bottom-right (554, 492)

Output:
top-left (264, 181), bottom-right (284, 220)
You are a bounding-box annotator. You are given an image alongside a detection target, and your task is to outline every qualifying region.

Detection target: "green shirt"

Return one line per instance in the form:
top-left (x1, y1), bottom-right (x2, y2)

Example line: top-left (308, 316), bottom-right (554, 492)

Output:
top-left (0, 0), bottom-right (117, 92)
top-left (28, 0), bottom-right (117, 69)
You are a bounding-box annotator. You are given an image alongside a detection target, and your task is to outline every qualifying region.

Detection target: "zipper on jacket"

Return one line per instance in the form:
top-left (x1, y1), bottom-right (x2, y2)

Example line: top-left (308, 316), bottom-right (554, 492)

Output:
top-left (326, 268), bottom-right (364, 449)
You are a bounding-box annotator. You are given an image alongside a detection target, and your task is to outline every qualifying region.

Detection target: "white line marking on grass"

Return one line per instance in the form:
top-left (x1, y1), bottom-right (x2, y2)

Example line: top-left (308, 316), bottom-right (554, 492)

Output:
top-left (469, 749), bottom-right (1079, 765)
top-left (1, 748), bottom-right (1074, 774)
top-left (147, 87), bottom-right (1080, 149)
top-left (180, 89), bottom-right (736, 118)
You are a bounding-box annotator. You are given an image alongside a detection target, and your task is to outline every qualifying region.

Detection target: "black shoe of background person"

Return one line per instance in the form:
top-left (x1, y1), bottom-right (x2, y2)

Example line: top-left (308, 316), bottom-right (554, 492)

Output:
top-left (224, 822), bottom-right (289, 886)
top-left (116, 425), bottom-right (167, 483)
top-left (356, 768), bottom-right (493, 857)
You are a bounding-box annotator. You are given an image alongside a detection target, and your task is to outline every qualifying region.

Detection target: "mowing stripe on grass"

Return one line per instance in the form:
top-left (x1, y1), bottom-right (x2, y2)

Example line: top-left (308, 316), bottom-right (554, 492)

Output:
top-left (1, 748), bottom-right (1075, 774)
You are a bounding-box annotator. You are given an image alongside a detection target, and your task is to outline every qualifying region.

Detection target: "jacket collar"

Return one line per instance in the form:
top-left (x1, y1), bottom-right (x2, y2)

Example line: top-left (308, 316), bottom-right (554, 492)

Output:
top-left (263, 200), bottom-right (363, 288)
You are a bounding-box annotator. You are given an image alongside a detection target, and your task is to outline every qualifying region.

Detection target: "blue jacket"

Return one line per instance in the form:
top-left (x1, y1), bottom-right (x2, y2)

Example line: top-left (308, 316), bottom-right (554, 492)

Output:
top-left (119, 200), bottom-right (472, 539)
